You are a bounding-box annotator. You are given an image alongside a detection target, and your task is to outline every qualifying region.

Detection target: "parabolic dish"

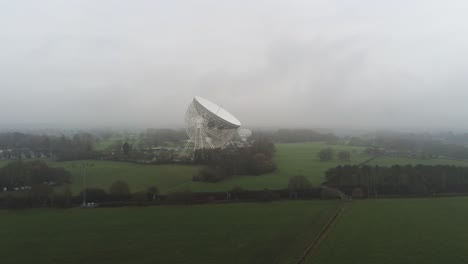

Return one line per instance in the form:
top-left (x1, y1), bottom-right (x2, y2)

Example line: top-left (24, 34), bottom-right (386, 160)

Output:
top-left (238, 128), bottom-right (252, 138)
top-left (193, 96), bottom-right (241, 128)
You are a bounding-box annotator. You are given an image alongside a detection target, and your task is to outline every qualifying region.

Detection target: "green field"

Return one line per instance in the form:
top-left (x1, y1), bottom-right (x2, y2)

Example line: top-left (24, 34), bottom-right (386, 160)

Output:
top-left (94, 134), bottom-right (139, 151)
top-left (49, 161), bottom-right (200, 194)
top-left (5, 143), bottom-right (468, 264)
top-left (185, 143), bottom-right (367, 192)
top-left (0, 142), bottom-right (366, 194)
top-left (0, 160), bottom-right (9, 167)
top-left (6, 142), bottom-right (468, 194)
top-left (0, 201), bottom-right (338, 264)
top-left (310, 197), bottom-right (468, 264)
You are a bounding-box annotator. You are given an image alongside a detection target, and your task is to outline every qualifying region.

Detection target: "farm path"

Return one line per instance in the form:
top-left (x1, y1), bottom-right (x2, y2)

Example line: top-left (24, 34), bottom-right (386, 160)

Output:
top-left (296, 201), bottom-right (350, 264)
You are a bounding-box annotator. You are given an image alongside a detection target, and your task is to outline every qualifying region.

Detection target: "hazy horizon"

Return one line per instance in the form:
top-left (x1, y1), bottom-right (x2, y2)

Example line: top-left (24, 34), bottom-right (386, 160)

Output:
top-left (2, 1), bottom-right (468, 131)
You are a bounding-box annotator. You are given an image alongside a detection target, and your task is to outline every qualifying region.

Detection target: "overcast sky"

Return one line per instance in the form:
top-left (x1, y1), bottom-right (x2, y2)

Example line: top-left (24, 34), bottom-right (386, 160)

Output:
top-left (1, 1), bottom-right (468, 131)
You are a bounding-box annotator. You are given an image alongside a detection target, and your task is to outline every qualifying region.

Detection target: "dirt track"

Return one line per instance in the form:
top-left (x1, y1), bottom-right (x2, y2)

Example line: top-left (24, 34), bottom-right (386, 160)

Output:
top-left (296, 201), bottom-right (348, 264)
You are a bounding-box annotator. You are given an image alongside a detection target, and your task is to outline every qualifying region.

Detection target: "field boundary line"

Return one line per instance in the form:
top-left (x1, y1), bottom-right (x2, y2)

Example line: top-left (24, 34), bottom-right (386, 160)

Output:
top-left (296, 201), bottom-right (348, 264)
top-left (357, 155), bottom-right (380, 167)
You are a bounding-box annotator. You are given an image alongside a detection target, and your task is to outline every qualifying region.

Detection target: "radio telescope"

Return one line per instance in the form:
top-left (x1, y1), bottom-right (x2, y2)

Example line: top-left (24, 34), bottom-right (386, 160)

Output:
top-left (237, 128), bottom-right (252, 142)
top-left (182, 96), bottom-right (241, 156)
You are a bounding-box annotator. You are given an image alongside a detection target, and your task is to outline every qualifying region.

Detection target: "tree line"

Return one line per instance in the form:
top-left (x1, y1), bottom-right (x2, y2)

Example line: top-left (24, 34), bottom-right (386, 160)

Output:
top-left (192, 138), bottom-right (276, 182)
top-left (274, 129), bottom-right (339, 143)
top-left (251, 129), bottom-right (339, 144)
top-left (324, 164), bottom-right (468, 196)
top-left (1, 177), bottom-right (341, 209)
top-left (0, 160), bottom-right (71, 189)
top-left (0, 132), bottom-right (97, 161)
top-left (347, 131), bottom-right (468, 160)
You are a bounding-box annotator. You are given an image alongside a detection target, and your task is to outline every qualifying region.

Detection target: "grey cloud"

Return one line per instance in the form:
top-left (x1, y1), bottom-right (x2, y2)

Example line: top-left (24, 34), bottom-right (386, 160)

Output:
top-left (1, 0), bottom-right (468, 131)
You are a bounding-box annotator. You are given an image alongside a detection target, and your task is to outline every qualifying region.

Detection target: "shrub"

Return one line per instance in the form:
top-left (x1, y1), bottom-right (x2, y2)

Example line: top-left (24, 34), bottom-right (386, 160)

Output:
top-left (252, 153), bottom-right (276, 175)
top-left (288, 176), bottom-right (313, 191)
top-left (147, 186), bottom-right (159, 201)
top-left (81, 188), bottom-right (108, 203)
top-left (320, 187), bottom-right (343, 199)
top-left (29, 184), bottom-right (54, 207)
top-left (192, 167), bottom-right (226, 182)
top-left (109, 180), bottom-right (131, 200)
top-left (259, 189), bottom-right (279, 202)
top-left (166, 190), bottom-right (193, 204)
top-left (318, 148), bottom-right (334, 161)
top-left (351, 187), bottom-right (365, 199)
top-left (337, 151), bottom-right (351, 162)
top-left (4, 194), bottom-right (30, 209)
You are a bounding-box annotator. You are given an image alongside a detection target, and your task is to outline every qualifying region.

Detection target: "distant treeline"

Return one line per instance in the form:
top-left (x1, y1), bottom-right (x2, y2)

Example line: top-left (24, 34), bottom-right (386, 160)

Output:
top-left (348, 131), bottom-right (468, 160)
top-left (0, 132), bottom-right (96, 161)
top-left (0, 160), bottom-right (71, 189)
top-left (0, 129), bottom-right (340, 161)
top-left (137, 128), bottom-right (340, 145)
top-left (274, 129), bottom-right (338, 143)
top-left (138, 128), bottom-right (187, 148)
top-left (252, 129), bottom-right (338, 144)
top-left (325, 165), bottom-right (468, 196)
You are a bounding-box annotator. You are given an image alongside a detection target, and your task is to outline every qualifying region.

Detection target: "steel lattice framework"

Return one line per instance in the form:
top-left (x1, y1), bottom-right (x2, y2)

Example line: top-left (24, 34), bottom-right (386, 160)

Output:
top-left (182, 97), bottom-right (240, 157)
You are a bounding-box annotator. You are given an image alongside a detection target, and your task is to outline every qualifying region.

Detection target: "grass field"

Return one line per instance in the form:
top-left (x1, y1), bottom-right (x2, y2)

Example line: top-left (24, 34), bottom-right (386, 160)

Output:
top-left (94, 134), bottom-right (139, 151)
top-left (185, 143), bottom-right (367, 192)
top-left (0, 160), bottom-right (9, 167)
top-left (6, 142), bottom-right (468, 194)
top-left (310, 197), bottom-right (468, 264)
top-left (49, 161), bottom-right (200, 194)
top-left (0, 142), bottom-right (366, 194)
top-left (0, 201), bottom-right (338, 264)
top-left (4, 142), bottom-right (468, 194)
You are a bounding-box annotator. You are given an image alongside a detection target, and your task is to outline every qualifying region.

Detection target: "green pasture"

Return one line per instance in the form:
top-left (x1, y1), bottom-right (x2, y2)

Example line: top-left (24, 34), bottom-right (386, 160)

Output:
top-left (186, 143), bottom-right (367, 192)
top-left (0, 201), bottom-right (338, 264)
top-left (0, 142), bottom-right (366, 194)
top-left (94, 134), bottom-right (138, 151)
top-left (310, 197), bottom-right (468, 264)
top-left (7, 142), bottom-right (468, 194)
top-left (49, 161), bottom-right (200, 194)
top-left (0, 160), bottom-right (9, 167)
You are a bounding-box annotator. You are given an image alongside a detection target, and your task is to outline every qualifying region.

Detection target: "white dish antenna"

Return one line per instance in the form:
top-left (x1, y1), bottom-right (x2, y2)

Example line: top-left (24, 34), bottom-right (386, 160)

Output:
top-left (182, 96), bottom-right (241, 156)
top-left (237, 128), bottom-right (252, 142)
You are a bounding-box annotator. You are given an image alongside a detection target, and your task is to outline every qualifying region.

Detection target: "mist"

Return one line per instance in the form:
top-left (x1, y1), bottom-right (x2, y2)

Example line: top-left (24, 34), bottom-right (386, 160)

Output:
top-left (1, 1), bottom-right (468, 131)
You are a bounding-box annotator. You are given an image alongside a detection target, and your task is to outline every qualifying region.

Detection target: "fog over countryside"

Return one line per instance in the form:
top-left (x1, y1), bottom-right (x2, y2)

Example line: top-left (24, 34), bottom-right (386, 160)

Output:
top-left (1, 1), bottom-right (468, 131)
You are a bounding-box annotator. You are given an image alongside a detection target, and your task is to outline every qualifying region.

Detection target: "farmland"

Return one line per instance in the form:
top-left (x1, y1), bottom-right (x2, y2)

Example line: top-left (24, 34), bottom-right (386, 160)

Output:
top-left (0, 143), bottom-right (366, 194)
top-left (46, 160), bottom-right (200, 194)
top-left (48, 144), bottom-right (468, 193)
top-left (310, 197), bottom-right (468, 264)
top-left (4, 143), bottom-right (468, 263)
top-left (0, 201), bottom-right (338, 264)
top-left (5, 142), bottom-right (468, 194)
top-left (187, 143), bottom-right (367, 192)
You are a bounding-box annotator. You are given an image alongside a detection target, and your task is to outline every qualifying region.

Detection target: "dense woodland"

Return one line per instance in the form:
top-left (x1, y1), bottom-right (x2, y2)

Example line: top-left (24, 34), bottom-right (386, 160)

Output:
top-left (325, 165), bottom-right (468, 196)
top-left (193, 138), bottom-right (276, 182)
top-left (0, 160), bottom-right (71, 189)
top-left (348, 131), bottom-right (468, 159)
top-left (0, 132), bottom-right (96, 161)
